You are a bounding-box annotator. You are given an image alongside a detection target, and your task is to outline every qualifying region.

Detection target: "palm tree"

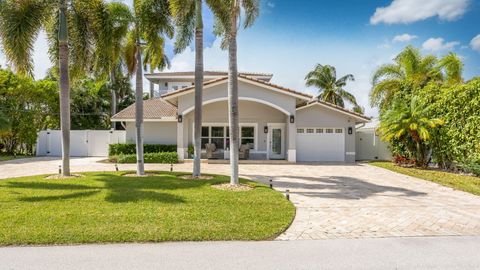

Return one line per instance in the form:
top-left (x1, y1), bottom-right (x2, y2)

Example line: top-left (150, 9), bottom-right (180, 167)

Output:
top-left (0, 0), bottom-right (103, 176)
top-left (305, 64), bottom-right (359, 108)
top-left (212, 0), bottom-right (259, 185)
top-left (170, 0), bottom-right (223, 177)
top-left (378, 97), bottom-right (444, 167)
top-left (370, 46), bottom-right (463, 110)
top-left (89, 2), bottom-right (133, 129)
top-left (123, 0), bottom-right (173, 176)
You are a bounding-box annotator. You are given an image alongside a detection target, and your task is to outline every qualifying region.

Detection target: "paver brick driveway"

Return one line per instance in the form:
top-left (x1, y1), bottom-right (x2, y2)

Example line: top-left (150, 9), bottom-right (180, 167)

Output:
top-left (1, 157), bottom-right (480, 240)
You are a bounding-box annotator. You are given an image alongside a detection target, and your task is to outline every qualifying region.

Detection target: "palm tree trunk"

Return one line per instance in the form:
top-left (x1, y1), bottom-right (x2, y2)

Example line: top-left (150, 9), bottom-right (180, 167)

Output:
top-left (228, 3), bottom-right (239, 185)
top-left (135, 41), bottom-right (145, 176)
top-left (193, 0), bottom-right (203, 178)
top-left (110, 68), bottom-right (117, 129)
top-left (59, 0), bottom-right (70, 176)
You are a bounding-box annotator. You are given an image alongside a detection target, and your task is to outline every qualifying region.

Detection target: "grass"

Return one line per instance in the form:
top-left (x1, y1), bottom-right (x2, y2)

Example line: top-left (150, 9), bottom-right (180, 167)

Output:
top-left (0, 155), bottom-right (32, 162)
top-left (369, 161), bottom-right (480, 196)
top-left (0, 172), bottom-right (295, 246)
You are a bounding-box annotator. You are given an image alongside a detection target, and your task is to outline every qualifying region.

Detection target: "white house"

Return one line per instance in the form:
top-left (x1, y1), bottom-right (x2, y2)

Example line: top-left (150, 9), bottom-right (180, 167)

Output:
top-left (111, 71), bottom-right (370, 163)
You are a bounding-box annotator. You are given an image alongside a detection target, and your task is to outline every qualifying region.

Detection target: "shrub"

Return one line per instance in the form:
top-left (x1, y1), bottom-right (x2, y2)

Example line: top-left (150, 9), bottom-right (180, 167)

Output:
top-left (460, 156), bottom-right (480, 176)
top-left (115, 152), bottom-right (178, 164)
top-left (109, 143), bottom-right (177, 156)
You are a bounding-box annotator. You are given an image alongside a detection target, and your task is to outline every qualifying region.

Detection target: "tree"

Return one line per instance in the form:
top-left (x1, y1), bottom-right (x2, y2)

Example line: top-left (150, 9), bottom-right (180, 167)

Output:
top-left (89, 2), bottom-right (133, 129)
top-left (378, 97), bottom-right (443, 167)
top-left (123, 0), bottom-right (173, 176)
top-left (370, 46), bottom-right (463, 110)
top-left (170, 0), bottom-right (222, 177)
top-left (212, 0), bottom-right (259, 185)
top-left (305, 64), bottom-right (359, 108)
top-left (0, 0), bottom-right (106, 176)
top-left (0, 111), bottom-right (10, 132)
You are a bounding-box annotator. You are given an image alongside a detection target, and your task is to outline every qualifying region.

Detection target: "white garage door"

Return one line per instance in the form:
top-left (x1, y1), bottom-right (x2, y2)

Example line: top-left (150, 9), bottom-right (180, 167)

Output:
top-left (296, 127), bottom-right (345, 162)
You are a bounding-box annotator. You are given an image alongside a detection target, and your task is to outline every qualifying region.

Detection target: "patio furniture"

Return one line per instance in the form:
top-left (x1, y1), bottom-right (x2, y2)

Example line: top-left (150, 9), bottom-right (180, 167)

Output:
top-left (205, 143), bottom-right (222, 159)
top-left (239, 144), bottom-right (250, 160)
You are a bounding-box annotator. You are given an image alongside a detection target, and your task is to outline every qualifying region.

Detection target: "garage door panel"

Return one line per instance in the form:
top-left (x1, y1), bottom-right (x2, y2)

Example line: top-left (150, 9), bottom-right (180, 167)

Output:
top-left (297, 128), bottom-right (345, 162)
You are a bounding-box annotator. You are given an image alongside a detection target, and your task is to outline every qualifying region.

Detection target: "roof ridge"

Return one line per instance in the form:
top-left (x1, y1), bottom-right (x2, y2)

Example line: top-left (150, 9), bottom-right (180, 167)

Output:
top-left (304, 99), bottom-right (370, 120)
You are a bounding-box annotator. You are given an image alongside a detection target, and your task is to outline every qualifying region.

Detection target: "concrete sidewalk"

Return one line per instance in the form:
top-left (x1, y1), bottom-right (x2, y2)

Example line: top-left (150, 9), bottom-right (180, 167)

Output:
top-left (1, 236), bottom-right (479, 270)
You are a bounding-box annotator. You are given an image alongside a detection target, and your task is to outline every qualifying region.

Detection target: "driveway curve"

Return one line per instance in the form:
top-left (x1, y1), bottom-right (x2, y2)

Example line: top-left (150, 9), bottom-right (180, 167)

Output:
top-left (1, 157), bottom-right (480, 240)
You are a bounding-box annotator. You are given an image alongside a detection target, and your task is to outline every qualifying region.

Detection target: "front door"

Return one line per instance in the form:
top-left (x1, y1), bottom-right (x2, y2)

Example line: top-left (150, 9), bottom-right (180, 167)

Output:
top-left (268, 124), bottom-right (285, 159)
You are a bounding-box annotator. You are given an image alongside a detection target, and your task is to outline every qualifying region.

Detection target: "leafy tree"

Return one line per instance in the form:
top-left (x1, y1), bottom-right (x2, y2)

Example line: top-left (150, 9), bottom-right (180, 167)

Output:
top-left (212, 0), bottom-right (259, 185)
top-left (0, 69), bottom-right (58, 154)
top-left (123, 0), bottom-right (173, 176)
top-left (305, 64), bottom-right (359, 108)
top-left (378, 97), bottom-right (443, 167)
top-left (0, 110), bottom-right (10, 132)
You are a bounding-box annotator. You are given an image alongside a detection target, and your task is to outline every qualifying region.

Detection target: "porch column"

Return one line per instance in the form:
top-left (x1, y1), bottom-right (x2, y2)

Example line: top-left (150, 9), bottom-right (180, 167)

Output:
top-left (177, 121), bottom-right (185, 160)
top-left (288, 119), bottom-right (296, 163)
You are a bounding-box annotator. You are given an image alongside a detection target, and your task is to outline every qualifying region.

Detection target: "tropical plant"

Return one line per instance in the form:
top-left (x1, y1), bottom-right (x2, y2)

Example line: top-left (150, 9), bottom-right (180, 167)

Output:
top-left (0, 69), bottom-right (59, 154)
top-left (305, 64), bottom-right (359, 108)
top-left (88, 2), bottom-right (133, 128)
top-left (0, 0), bottom-right (109, 175)
top-left (370, 46), bottom-right (463, 110)
top-left (170, 0), bottom-right (224, 178)
top-left (212, 0), bottom-right (259, 185)
top-left (378, 97), bottom-right (444, 167)
top-left (123, 0), bottom-right (173, 176)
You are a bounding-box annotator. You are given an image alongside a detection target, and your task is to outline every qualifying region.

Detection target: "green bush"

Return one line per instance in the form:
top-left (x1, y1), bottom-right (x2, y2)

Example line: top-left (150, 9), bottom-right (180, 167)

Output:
top-left (109, 143), bottom-right (176, 156)
top-left (115, 152), bottom-right (178, 164)
top-left (460, 156), bottom-right (480, 176)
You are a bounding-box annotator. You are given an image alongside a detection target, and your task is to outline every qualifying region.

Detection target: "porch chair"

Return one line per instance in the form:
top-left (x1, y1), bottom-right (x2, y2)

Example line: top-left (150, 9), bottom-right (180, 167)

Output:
top-left (239, 144), bottom-right (250, 160)
top-left (205, 143), bottom-right (222, 159)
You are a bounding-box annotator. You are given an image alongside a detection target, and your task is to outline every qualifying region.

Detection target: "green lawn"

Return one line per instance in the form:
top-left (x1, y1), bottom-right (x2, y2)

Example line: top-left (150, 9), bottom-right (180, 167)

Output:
top-left (369, 161), bottom-right (480, 196)
top-left (0, 172), bottom-right (295, 246)
top-left (0, 155), bottom-right (32, 162)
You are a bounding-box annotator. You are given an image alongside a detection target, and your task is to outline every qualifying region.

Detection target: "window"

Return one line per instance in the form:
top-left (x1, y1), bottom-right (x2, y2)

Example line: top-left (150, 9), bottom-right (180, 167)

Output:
top-left (306, 128), bottom-right (314, 134)
top-left (326, 128), bottom-right (334, 133)
top-left (335, 128), bottom-right (343, 133)
top-left (241, 126), bottom-right (255, 149)
top-left (316, 128), bottom-right (323, 133)
top-left (201, 127), bottom-right (210, 149)
top-left (172, 85), bottom-right (179, 90)
top-left (200, 125), bottom-right (255, 150)
top-left (297, 128), bottom-right (304, 133)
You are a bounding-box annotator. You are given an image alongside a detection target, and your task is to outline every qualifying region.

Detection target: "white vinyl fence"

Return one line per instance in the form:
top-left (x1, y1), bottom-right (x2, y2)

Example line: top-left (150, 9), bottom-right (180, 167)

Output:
top-left (36, 130), bottom-right (126, 157)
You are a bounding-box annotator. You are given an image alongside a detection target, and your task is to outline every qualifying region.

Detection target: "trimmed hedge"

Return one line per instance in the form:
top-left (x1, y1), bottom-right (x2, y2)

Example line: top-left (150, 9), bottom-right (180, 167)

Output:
top-left (115, 152), bottom-right (178, 164)
top-left (109, 143), bottom-right (177, 156)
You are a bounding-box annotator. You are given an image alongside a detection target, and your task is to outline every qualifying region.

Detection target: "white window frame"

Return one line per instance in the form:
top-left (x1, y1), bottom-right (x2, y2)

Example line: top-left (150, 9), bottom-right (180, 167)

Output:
top-left (193, 123), bottom-right (258, 151)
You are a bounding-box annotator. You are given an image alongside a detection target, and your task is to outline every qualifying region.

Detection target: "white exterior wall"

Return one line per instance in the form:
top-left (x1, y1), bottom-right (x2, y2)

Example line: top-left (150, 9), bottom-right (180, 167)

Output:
top-left (176, 80), bottom-right (298, 161)
top-left (296, 105), bottom-right (357, 163)
top-left (36, 130), bottom-right (126, 157)
top-left (356, 128), bottom-right (392, 161)
top-left (125, 122), bottom-right (177, 144)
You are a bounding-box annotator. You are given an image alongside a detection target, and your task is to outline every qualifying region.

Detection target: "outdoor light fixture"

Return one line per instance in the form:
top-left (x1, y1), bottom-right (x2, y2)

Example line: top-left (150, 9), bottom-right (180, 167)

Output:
top-left (264, 126), bottom-right (268, 133)
top-left (290, 115), bottom-right (295, 123)
top-left (348, 127), bottom-right (353, 135)
top-left (177, 114), bottom-right (183, 123)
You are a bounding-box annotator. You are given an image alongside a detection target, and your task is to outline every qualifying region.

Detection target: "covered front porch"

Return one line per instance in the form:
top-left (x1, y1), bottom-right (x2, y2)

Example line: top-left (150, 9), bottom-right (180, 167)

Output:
top-left (176, 99), bottom-right (296, 162)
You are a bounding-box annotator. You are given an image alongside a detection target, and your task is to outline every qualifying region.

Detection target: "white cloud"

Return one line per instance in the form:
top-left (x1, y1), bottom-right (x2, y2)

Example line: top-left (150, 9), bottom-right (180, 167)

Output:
top-left (422, 37), bottom-right (460, 52)
top-left (370, 0), bottom-right (470, 25)
top-left (470, 34), bottom-right (480, 52)
top-left (393, 34), bottom-right (417, 42)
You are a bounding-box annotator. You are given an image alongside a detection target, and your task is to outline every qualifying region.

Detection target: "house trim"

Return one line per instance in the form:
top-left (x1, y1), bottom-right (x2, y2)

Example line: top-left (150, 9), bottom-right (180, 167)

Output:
top-left (296, 101), bottom-right (370, 122)
top-left (181, 97), bottom-right (291, 116)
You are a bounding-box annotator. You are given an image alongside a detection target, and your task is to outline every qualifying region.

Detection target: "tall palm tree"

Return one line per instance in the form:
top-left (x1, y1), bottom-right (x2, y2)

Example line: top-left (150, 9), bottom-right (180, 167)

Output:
top-left (378, 97), bottom-right (444, 167)
top-left (170, 0), bottom-right (222, 177)
top-left (305, 64), bottom-right (359, 108)
top-left (370, 46), bottom-right (463, 110)
top-left (123, 0), bottom-right (173, 176)
top-left (0, 0), bottom-right (103, 176)
top-left (90, 2), bottom-right (133, 129)
top-left (212, 0), bottom-right (259, 185)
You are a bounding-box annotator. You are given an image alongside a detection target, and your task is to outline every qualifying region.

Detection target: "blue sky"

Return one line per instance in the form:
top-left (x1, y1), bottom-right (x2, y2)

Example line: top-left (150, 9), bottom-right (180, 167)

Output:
top-left (1, 0), bottom-right (479, 116)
